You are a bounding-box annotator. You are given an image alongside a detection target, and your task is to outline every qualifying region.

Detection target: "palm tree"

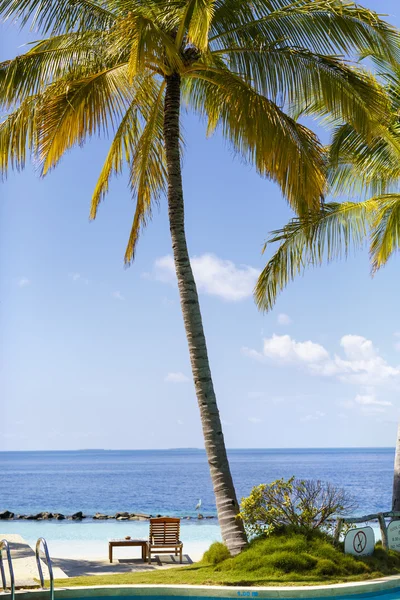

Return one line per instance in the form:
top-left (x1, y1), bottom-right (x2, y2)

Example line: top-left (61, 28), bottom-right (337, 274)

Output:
top-left (393, 423), bottom-right (400, 512)
top-left (1, 0), bottom-right (399, 554)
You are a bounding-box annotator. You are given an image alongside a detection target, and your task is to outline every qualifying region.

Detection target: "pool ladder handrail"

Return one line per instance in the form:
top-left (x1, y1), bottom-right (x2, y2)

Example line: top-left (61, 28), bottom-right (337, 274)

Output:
top-left (0, 539), bottom-right (15, 600)
top-left (35, 538), bottom-right (54, 600)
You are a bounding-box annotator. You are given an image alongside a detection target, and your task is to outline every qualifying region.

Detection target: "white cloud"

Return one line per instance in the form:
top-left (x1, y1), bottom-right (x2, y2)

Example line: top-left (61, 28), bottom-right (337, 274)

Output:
top-left (248, 416), bottom-right (262, 424)
top-left (243, 334), bottom-right (328, 364)
top-left (354, 393), bottom-right (392, 407)
top-left (247, 392), bottom-right (264, 399)
top-left (165, 372), bottom-right (189, 383)
top-left (243, 334), bottom-right (400, 387)
top-left (18, 277), bottom-right (30, 287)
top-left (394, 342), bottom-right (400, 352)
top-left (154, 253), bottom-right (259, 302)
top-left (177, 419), bottom-right (184, 426)
top-left (277, 313), bottom-right (292, 326)
top-left (301, 411), bottom-right (325, 422)
top-left (112, 291), bottom-right (125, 301)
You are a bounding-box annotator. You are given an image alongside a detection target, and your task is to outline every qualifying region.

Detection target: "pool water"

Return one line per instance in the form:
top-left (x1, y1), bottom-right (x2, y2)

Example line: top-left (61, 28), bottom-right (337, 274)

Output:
top-left (66, 590), bottom-right (400, 600)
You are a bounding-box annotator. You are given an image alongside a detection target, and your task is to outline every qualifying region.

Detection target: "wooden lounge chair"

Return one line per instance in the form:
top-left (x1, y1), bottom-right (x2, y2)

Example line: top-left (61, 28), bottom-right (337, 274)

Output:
top-left (147, 517), bottom-right (183, 564)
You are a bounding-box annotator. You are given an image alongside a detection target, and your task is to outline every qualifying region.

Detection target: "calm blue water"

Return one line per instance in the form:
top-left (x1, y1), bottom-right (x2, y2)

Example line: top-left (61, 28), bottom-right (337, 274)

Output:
top-left (70, 592), bottom-right (400, 600)
top-left (0, 448), bottom-right (394, 516)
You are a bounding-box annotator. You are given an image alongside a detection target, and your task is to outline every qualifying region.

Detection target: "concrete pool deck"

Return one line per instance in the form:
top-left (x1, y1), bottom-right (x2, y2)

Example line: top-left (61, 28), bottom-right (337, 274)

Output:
top-left (50, 554), bottom-right (194, 578)
top-left (0, 534), bottom-right (194, 587)
top-left (0, 534), bottom-right (67, 587)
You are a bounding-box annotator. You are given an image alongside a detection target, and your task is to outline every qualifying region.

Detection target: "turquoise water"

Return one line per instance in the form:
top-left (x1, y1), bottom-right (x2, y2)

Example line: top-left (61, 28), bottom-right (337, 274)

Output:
top-left (65, 591), bottom-right (400, 600)
top-left (0, 518), bottom-right (221, 548)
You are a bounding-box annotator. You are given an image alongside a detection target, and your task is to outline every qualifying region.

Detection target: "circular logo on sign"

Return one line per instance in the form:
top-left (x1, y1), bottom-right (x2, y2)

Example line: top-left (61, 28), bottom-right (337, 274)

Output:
top-left (353, 531), bottom-right (367, 553)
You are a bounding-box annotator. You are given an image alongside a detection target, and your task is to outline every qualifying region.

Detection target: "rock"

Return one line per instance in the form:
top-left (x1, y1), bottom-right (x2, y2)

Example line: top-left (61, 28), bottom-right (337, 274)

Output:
top-left (37, 512), bottom-right (54, 520)
top-left (53, 513), bottom-right (65, 520)
top-left (71, 511), bottom-right (84, 520)
top-left (197, 513), bottom-right (204, 520)
top-left (16, 515), bottom-right (24, 520)
top-left (115, 512), bottom-right (130, 519)
top-left (25, 514), bottom-right (40, 520)
top-left (93, 513), bottom-right (108, 520)
top-left (129, 515), bottom-right (148, 521)
top-left (107, 515), bottom-right (114, 519)
top-left (117, 516), bottom-right (129, 521)
top-left (185, 516), bottom-right (191, 520)
top-left (0, 510), bottom-right (14, 520)
top-left (205, 516), bottom-right (214, 519)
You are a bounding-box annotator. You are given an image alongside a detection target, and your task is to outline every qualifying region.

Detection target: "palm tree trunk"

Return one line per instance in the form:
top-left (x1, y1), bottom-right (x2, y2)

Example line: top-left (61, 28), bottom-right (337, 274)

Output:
top-left (393, 422), bottom-right (400, 511)
top-left (163, 73), bottom-right (248, 555)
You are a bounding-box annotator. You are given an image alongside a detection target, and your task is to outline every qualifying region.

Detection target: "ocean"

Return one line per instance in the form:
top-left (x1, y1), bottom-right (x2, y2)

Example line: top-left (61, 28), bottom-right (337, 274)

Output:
top-left (0, 448), bottom-right (394, 516)
top-left (0, 448), bottom-right (395, 558)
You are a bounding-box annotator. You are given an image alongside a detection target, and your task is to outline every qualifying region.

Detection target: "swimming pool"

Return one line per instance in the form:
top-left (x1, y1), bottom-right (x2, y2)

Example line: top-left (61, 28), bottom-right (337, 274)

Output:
top-left (4, 581), bottom-right (400, 600)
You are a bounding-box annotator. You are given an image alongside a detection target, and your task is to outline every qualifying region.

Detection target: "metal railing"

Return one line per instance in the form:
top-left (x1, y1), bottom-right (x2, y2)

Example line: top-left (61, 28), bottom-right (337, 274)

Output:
top-left (35, 538), bottom-right (54, 600)
top-left (0, 539), bottom-right (15, 600)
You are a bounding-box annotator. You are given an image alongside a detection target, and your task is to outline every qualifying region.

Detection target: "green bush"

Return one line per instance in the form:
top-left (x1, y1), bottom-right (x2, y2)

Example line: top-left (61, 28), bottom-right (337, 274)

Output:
top-left (240, 477), bottom-right (357, 537)
top-left (342, 556), bottom-right (370, 574)
top-left (203, 542), bottom-right (231, 565)
top-left (315, 559), bottom-right (340, 576)
top-left (270, 551), bottom-right (317, 573)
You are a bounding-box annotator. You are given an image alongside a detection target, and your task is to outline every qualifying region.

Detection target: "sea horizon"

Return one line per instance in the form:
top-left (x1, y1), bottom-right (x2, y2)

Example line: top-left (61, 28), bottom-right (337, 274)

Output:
top-left (0, 446), bottom-right (395, 453)
top-left (0, 447), bottom-right (394, 516)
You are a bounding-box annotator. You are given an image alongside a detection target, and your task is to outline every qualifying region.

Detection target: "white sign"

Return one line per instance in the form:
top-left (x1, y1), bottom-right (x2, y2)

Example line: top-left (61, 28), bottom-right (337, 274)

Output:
top-left (388, 520), bottom-right (400, 551)
top-left (344, 527), bottom-right (375, 556)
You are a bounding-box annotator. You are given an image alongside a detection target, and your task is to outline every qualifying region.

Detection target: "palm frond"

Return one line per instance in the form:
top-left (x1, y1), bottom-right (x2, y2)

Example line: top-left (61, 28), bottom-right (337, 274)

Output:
top-left (90, 71), bottom-right (164, 218)
top-left (0, 94), bottom-right (39, 174)
top-left (210, 1), bottom-right (400, 63)
top-left (328, 123), bottom-right (400, 198)
top-left (90, 101), bottom-right (140, 220)
top-left (254, 200), bottom-right (376, 312)
top-left (0, 32), bottom-right (107, 109)
top-left (36, 64), bottom-right (132, 175)
top-left (0, 0), bottom-right (116, 34)
top-left (370, 195), bottom-right (400, 271)
top-left (184, 66), bottom-right (325, 214)
top-left (111, 12), bottom-right (183, 79)
top-left (212, 46), bottom-right (389, 137)
top-left (125, 81), bottom-right (167, 264)
top-left (186, 0), bottom-right (216, 51)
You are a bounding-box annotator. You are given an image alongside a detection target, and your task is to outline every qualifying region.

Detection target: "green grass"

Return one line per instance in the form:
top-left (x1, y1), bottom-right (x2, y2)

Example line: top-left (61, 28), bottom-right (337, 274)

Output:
top-left (54, 529), bottom-right (400, 588)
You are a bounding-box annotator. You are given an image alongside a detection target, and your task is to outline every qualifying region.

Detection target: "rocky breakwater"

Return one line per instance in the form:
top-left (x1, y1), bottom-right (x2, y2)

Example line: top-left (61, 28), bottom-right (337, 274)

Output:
top-left (0, 509), bottom-right (215, 521)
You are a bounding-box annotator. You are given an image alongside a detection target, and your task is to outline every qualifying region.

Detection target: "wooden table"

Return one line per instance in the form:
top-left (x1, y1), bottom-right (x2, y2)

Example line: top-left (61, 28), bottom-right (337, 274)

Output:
top-left (108, 539), bottom-right (148, 563)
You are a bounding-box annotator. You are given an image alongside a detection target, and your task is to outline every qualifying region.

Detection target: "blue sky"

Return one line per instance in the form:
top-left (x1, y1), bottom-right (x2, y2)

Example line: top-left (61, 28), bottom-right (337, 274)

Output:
top-left (1, 0), bottom-right (400, 451)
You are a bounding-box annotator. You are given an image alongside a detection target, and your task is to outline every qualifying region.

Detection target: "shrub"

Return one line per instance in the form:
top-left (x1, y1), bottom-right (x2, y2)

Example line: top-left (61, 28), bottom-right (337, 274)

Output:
top-left (316, 559), bottom-right (340, 576)
top-left (240, 477), bottom-right (357, 536)
top-left (203, 542), bottom-right (230, 565)
top-left (342, 556), bottom-right (370, 574)
top-left (270, 551), bottom-right (317, 573)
